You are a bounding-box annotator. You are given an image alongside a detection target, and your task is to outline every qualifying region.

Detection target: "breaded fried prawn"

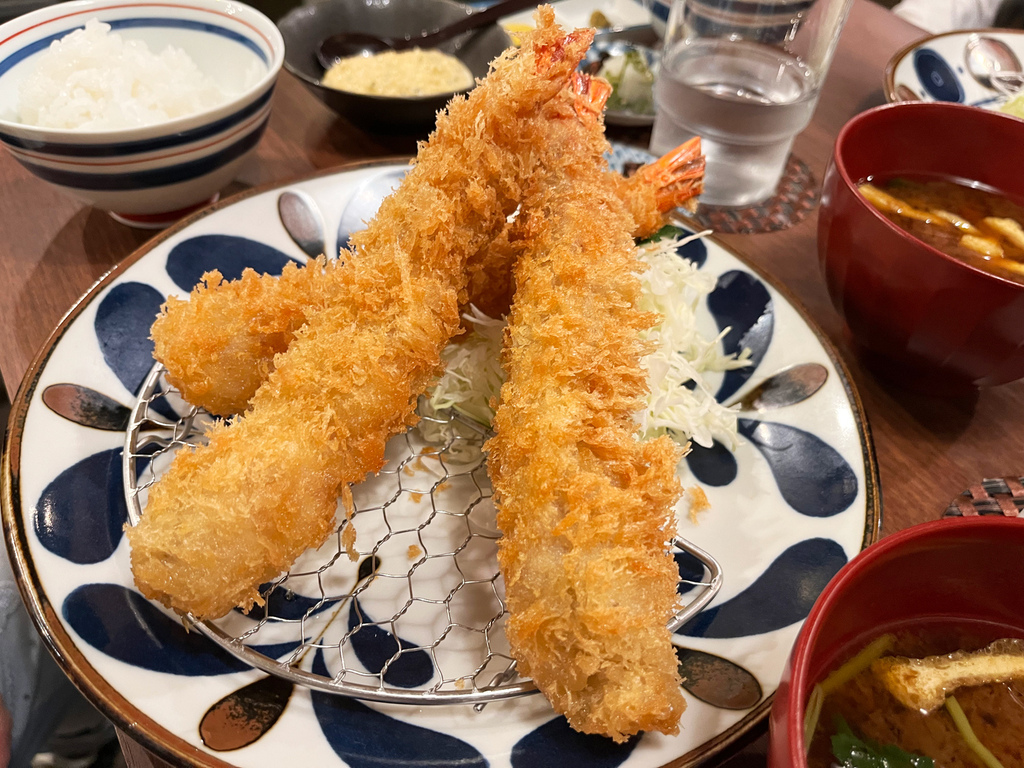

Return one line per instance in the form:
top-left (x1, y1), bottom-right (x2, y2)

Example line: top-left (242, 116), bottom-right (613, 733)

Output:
top-left (463, 135), bottom-right (704, 320)
top-left (149, 116), bottom-right (703, 414)
top-left (127, 10), bottom-right (595, 620)
top-left (485, 73), bottom-right (704, 742)
top-left (152, 262), bottom-right (326, 416)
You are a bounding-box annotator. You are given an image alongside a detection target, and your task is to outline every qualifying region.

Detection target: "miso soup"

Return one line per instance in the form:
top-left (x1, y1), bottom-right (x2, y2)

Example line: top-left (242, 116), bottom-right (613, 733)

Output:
top-left (806, 625), bottom-right (1024, 768)
top-left (857, 174), bottom-right (1024, 285)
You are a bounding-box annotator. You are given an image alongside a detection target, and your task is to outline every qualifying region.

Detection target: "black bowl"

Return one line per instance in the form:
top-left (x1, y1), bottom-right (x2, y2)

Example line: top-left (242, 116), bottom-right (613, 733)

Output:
top-left (278, 0), bottom-right (513, 133)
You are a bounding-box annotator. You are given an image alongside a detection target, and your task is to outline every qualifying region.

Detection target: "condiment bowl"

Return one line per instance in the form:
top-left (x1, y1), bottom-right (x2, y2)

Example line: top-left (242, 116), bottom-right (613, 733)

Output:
top-left (277, 0), bottom-right (512, 134)
top-left (0, 0), bottom-right (284, 228)
top-left (768, 514), bottom-right (1024, 766)
top-left (818, 101), bottom-right (1024, 393)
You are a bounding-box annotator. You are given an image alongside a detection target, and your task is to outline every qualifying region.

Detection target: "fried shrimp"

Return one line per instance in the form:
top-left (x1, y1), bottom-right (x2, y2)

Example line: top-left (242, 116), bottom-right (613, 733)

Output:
top-left (152, 262), bottom-right (326, 416)
top-left (463, 135), bottom-right (704, 319)
top-left (127, 10), bottom-right (595, 620)
top-left (485, 74), bottom-right (703, 742)
top-left (149, 129), bottom-right (703, 414)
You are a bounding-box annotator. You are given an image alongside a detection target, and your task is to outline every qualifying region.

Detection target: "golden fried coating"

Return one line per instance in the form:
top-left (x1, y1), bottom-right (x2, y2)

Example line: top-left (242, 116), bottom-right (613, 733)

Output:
top-left (148, 124), bottom-right (703, 415)
top-left (152, 263), bottom-right (326, 416)
top-left (128, 10), bottom-right (595, 620)
top-left (463, 139), bottom-right (704, 320)
top-left (485, 75), bottom-right (701, 742)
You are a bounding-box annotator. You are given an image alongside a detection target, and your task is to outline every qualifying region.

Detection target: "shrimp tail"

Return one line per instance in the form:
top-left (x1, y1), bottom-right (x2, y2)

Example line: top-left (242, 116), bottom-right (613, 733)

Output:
top-left (535, 28), bottom-right (597, 73)
top-left (638, 136), bottom-right (706, 213)
top-left (570, 71), bottom-right (612, 122)
top-left (610, 137), bottom-right (706, 237)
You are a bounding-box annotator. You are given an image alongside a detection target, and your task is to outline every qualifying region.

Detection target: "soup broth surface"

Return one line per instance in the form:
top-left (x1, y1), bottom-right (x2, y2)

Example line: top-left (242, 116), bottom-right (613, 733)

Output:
top-left (808, 625), bottom-right (1024, 768)
top-left (858, 174), bottom-right (1024, 285)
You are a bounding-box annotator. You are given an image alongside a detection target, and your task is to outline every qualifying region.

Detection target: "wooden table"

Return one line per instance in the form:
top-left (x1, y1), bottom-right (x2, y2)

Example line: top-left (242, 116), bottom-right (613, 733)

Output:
top-left (4, 1), bottom-right (1005, 766)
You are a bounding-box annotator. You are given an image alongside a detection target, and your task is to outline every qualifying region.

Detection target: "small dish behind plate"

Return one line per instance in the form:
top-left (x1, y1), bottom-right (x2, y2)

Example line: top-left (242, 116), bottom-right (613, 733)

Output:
top-left (884, 28), bottom-right (1024, 113)
top-left (500, 0), bottom-right (653, 33)
top-left (581, 27), bottom-right (660, 126)
top-left (277, 0), bottom-right (511, 133)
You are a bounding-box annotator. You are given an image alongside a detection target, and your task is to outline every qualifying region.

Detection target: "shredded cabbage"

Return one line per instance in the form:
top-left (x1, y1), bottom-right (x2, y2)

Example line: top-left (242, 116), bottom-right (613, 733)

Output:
top-left (423, 230), bottom-right (747, 453)
top-left (426, 305), bottom-right (505, 426)
top-left (635, 231), bottom-right (748, 449)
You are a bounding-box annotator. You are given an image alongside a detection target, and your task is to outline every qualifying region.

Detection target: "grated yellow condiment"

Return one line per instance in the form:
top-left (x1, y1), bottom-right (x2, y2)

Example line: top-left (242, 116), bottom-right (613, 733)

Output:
top-left (322, 48), bottom-right (474, 97)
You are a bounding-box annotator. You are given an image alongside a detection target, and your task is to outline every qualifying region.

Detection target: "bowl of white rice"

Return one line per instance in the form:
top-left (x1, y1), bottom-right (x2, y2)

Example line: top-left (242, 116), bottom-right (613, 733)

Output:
top-left (0, 0), bottom-right (284, 228)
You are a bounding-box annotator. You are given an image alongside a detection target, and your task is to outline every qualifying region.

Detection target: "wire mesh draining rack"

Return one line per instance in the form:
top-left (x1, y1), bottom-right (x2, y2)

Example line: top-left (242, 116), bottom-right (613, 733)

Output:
top-left (124, 363), bottom-right (724, 707)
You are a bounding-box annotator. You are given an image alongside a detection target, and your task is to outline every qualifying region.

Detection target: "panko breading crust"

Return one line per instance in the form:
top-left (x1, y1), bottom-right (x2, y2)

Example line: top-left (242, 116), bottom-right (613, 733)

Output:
top-left (149, 130), bottom-right (702, 415)
top-left (128, 9), bottom-right (595, 620)
top-left (485, 76), bottom-right (696, 742)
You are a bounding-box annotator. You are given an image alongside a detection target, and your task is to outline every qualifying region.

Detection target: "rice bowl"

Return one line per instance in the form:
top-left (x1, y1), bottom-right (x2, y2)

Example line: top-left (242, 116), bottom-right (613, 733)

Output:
top-left (0, 0), bottom-right (284, 228)
top-left (17, 18), bottom-right (260, 130)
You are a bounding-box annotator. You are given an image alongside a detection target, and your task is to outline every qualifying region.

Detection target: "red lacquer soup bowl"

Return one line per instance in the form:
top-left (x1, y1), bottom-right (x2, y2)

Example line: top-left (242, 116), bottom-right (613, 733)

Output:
top-left (767, 514), bottom-right (1024, 766)
top-left (819, 101), bottom-right (1024, 394)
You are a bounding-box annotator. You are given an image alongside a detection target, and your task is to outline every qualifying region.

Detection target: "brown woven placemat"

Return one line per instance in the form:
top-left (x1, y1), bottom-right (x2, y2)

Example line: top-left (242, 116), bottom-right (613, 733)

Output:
top-left (690, 154), bottom-right (820, 235)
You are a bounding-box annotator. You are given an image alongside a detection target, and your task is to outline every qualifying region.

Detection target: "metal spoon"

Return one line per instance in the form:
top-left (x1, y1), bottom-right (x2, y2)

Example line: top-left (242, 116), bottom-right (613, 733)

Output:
top-left (42, 383), bottom-right (132, 431)
top-left (964, 35), bottom-right (1024, 95)
top-left (317, 0), bottom-right (539, 67)
top-left (676, 646), bottom-right (762, 710)
top-left (278, 190), bottom-right (327, 260)
top-left (727, 363), bottom-right (828, 412)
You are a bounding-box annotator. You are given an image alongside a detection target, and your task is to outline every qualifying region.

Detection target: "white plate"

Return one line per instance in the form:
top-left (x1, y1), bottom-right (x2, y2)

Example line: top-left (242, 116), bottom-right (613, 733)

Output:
top-left (2, 159), bottom-right (879, 768)
top-left (884, 28), bottom-right (1024, 110)
top-left (501, 0), bottom-right (653, 33)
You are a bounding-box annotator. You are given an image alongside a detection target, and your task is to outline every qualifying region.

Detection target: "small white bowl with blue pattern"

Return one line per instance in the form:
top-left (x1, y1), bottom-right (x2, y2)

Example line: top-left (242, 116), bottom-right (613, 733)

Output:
top-left (885, 28), bottom-right (1024, 112)
top-left (0, 0), bottom-right (284, 228)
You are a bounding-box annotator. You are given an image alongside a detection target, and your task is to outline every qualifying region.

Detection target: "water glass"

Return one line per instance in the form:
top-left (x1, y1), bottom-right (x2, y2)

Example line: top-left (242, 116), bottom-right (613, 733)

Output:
top-left (649, 0), bottom-right (854, 207)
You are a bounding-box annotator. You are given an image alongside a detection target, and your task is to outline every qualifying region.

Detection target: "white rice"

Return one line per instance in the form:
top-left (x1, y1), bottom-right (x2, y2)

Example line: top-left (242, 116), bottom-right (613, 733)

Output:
top-left (18, 18), bottom-right (235, 130)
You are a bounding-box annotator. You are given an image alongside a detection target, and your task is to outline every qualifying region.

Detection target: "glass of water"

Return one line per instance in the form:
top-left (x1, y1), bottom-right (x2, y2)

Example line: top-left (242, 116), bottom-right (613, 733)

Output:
top-left (649, 0), bottom-right (853, 207)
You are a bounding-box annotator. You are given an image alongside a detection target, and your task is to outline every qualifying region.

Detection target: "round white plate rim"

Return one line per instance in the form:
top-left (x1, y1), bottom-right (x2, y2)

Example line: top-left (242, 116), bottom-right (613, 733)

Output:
top-left (2, 158), bottom-right (881, 768)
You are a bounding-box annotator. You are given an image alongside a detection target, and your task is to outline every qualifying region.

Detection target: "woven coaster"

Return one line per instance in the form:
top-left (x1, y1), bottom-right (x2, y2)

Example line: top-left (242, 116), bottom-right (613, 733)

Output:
top-left (690, 154), bottom-right (820, 235)
top-left (944, 477), bottom-right (1024, 518)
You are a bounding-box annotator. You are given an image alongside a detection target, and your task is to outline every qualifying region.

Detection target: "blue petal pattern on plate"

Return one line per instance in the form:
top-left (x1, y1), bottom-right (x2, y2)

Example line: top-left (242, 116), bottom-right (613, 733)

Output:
top-left (94, 282), bottom-right (165, 396)
top-left (684, 440), bottom-right (738, 487)
top-left (310, 650), bottom-right (486, 768)
top-left (678, 538), bottom-right (848, 639)
top-left (738, 420), bottom-right (857, 517)
top-left (34, 448), bottom-right (126, 564)
top-left (707, 270), bottom-right (773, 402)
top-left (241, 584), bottom-right (339, 621)
top-left (675, 549), bottom-right (708, 598)
top-left (913, 48), bottom-right (964, 102)
top-left (348, 600), bottom-right (434, 688)
top-left (61, 584), bottom-right (302, 675)
top-left (511, 717), bottom-right (638, 768)
top-left (165, 235), bottom-right (298, 292)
